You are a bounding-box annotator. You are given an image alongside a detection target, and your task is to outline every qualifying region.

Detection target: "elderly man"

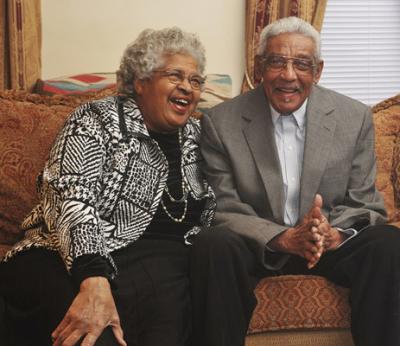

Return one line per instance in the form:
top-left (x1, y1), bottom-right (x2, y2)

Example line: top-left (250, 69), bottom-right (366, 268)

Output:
top-left (191, 16), bottom-right (400, 346)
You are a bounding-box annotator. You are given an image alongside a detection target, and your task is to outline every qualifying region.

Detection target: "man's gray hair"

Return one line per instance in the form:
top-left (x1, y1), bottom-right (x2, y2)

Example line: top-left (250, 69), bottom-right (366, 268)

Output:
top-left (257, 17), bottom-right (321, 62)
top-left (117, 27), bottom-right (206, 95)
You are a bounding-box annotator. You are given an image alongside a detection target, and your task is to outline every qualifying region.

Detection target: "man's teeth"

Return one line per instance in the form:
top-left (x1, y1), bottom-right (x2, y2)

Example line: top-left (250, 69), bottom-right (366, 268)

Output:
top-left (279, 88), bottom-right (296, 92)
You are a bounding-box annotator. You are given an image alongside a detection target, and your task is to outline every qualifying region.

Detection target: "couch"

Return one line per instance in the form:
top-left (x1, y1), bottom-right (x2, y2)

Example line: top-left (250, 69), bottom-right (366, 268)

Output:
top-left (0, 82), bottom-right (399, 345)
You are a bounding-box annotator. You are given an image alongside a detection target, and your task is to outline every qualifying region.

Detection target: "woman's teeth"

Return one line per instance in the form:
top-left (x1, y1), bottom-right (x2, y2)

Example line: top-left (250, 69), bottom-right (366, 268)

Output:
top-left (171, 98), bottom-right (189, 106)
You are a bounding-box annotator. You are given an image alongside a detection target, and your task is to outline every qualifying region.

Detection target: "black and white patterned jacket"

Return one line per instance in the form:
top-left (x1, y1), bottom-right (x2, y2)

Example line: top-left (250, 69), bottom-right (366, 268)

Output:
top-left (4, 96), bottom-right (216, 273)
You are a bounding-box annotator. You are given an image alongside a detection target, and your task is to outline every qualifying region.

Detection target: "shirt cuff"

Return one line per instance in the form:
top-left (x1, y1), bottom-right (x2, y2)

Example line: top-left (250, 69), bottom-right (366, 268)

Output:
top-left (264, 244), bottom-right (290, 270)
top-left (335, 227), bottom-right (358, 248)
top-left (71, 254), bottom-right (116, 289)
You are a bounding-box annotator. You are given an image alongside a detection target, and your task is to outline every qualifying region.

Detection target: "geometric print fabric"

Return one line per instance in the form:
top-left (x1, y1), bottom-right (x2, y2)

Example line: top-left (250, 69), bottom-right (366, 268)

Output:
top-left (62, 135), bottom-right (102, 179)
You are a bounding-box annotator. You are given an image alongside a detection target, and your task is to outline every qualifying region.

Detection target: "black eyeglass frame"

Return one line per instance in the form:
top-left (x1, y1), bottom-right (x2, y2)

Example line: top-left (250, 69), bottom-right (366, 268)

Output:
top-left (260, 55), bottom-right (317, 74)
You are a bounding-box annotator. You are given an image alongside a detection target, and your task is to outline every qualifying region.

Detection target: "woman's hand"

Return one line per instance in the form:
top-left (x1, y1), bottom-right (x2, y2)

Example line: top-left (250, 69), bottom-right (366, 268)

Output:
top-left (51, 277), bottom-right (127, 346)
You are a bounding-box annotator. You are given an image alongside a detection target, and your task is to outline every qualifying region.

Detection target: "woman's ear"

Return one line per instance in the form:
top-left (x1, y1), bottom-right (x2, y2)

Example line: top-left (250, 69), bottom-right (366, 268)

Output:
top-left (134, 79), bottom-right (144, 95)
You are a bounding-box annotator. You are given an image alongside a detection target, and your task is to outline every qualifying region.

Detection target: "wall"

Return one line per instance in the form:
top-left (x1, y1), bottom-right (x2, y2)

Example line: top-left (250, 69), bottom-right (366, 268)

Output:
top-left (41, 0), bottom-right (246, 96)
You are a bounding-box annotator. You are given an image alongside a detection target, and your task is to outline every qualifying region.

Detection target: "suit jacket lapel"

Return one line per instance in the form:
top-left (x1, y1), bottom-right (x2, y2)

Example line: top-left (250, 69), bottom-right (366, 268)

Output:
top-left (243, 86), bottom-right (284, 223)
top-left (299, 86), bottom-right (336, 218)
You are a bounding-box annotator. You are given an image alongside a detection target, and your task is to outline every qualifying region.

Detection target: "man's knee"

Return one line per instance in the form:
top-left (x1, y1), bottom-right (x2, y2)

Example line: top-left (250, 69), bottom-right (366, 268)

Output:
top-left (361, 224), bottom-right (400, 258)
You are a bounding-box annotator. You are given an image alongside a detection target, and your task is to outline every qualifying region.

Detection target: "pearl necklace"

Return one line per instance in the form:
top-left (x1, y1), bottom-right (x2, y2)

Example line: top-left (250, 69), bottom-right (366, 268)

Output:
top-left (160, 128), bottom-right (188, 223)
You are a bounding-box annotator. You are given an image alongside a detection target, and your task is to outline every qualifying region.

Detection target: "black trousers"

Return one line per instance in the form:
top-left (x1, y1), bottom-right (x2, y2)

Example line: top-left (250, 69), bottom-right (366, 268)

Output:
top-left (0, 238), bottom-right (191, 346)
top-left (190, 224), bottom-right (400, 346)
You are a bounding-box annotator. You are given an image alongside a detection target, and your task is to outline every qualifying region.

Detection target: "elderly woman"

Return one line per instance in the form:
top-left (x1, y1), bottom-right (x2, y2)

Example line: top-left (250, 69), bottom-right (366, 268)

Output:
top-left (0, 27), bottom-right (215, 346)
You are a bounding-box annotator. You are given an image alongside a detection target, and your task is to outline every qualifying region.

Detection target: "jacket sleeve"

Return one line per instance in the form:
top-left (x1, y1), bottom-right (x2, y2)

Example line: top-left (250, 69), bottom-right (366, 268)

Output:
top-left (328, 107), bottom-right (387, 229)
top-left (200, 112), bottom-right (289, 269)
top-left (41, 102), bottom-right (116, 274)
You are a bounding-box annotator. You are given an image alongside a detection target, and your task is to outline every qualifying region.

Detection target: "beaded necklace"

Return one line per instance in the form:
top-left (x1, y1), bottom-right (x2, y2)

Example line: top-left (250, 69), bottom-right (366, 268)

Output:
top-left (160, 128), bottom-right (188, 223)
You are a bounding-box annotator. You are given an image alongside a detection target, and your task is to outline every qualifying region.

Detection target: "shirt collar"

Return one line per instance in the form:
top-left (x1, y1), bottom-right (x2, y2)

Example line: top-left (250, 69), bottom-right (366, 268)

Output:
top-left (270, 99), bottom-right (308, 131)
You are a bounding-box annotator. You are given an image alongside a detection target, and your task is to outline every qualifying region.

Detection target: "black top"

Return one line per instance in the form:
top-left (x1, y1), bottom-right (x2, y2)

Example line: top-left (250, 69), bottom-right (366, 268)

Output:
top-left (144, 129), bottom-right (205, 240)
top-left (71, 129), bottom-right (205, 286)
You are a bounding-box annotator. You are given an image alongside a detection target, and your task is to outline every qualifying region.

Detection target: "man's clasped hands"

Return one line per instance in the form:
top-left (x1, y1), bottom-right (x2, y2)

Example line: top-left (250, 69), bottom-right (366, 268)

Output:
top-left (269, 194), bottom-right (346, 268)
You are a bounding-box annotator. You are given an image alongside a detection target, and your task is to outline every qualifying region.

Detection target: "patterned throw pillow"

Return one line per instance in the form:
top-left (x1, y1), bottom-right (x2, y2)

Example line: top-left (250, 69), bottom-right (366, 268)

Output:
top-left (35, 73), bottom-right (232, 114)
top-left (35, 73), bottom-right (116, 95)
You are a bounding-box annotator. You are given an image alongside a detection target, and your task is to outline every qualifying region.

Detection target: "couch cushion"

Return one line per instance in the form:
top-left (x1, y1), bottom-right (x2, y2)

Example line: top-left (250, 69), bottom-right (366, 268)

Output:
top-left (248, 275), bottom-right (350, 334)
top-left (0, 89), bottom-right (115, 258)
top-left (373, 94), bottom-right (400, 223)
top-left (392, 135), bottom-right (400, 209)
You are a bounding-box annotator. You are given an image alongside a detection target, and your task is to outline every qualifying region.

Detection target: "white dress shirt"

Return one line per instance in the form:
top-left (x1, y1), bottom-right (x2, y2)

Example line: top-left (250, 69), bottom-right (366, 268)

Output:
top-left (271, 102), bottom-right (307, 226)
top-left (269, 101), bottom-right (357, 248)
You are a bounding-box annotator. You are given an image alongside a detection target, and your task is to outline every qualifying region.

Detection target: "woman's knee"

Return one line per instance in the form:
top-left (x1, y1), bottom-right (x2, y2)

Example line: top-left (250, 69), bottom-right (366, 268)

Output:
top-left (194, 226), bottom-right (243, 251)
top-left (191, 226), bottom-right (254, 269)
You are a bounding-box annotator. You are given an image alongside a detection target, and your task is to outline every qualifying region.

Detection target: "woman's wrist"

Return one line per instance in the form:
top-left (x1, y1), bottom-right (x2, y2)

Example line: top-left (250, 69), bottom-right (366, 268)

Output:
top-left (71, 254), bottom-right (115, 288)
top-left (80, 276), bottom-right (111, 291)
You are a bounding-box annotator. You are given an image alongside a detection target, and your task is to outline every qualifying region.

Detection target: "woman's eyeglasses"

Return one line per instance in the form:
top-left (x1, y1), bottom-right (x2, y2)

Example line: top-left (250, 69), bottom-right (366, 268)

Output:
top-left (154, 69), bottom-right (206, 90)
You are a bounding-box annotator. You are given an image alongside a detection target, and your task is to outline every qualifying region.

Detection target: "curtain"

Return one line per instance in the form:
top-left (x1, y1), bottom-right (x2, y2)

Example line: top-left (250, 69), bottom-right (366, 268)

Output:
top-left (242, 0), bottom-right (327, 92)
top-left (0, 0), bottom-right (42, 91)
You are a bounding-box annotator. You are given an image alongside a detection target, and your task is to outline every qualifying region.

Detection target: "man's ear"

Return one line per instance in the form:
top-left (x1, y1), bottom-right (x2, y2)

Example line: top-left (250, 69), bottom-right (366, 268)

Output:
top-left (313, 59), bottom-right (324, 84)
top-left (254, 55), bottom-right (265, 81)
top-left (134, 79), bottom-right (144, 95)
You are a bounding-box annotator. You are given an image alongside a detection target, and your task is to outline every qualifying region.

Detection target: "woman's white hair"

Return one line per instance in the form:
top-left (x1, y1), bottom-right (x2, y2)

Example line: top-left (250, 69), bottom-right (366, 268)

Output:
top-left (257, 17), bottom-right (321, 62)
top-left (117, 27), bottom-right (206, 95)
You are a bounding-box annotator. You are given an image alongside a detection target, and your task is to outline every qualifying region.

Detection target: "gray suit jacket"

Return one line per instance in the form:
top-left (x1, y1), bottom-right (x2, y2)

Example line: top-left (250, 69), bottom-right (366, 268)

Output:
top-left (200, 84), bottom-right (387, 268)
